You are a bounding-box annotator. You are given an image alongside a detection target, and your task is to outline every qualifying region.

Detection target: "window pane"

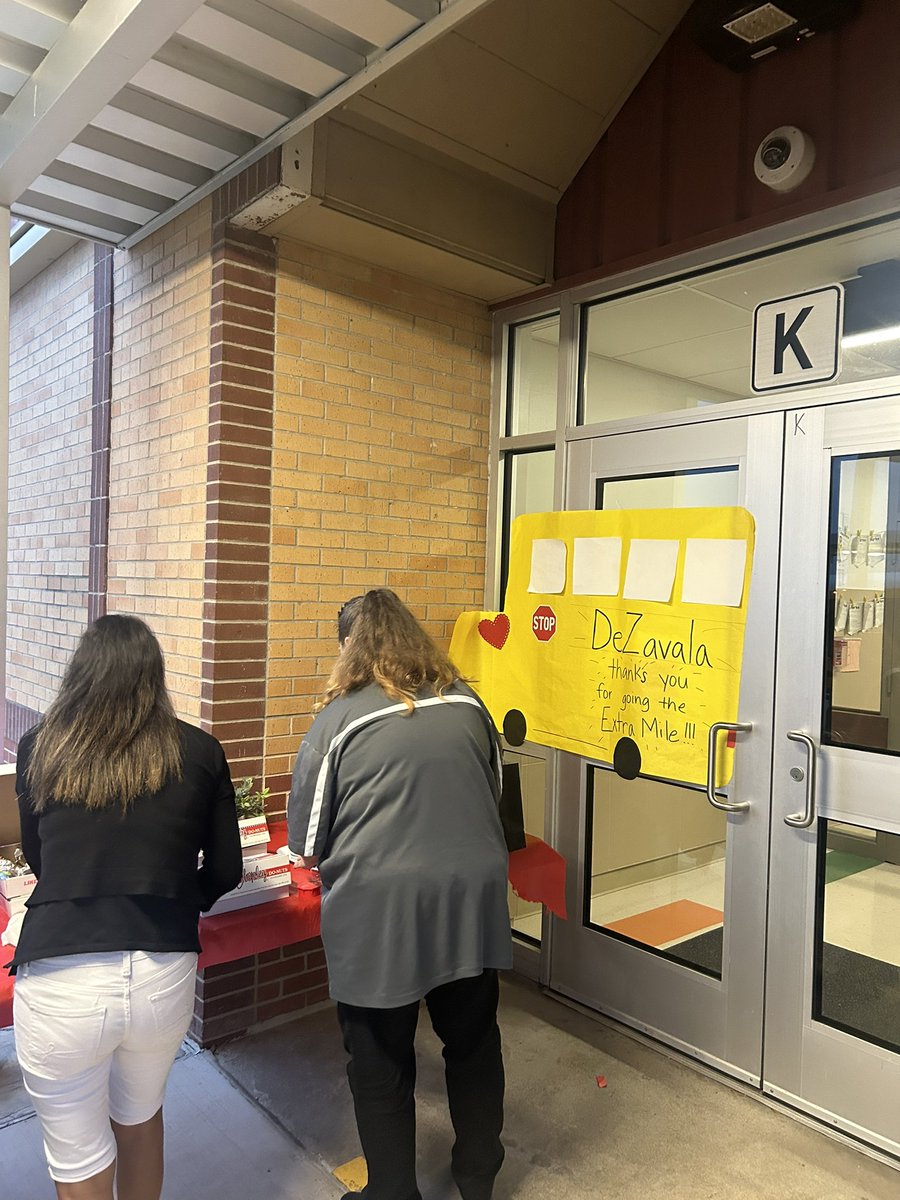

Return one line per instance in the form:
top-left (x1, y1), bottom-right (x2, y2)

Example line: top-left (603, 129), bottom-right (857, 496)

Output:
top-left (816, 819), bottom-right (900, 1054)
top-left (586, 769), bottom-right (725, 979)
top-left (580, 463), bottom-right (743, 979)
top-left (581, 285), bottom-right (750, 425)
top-left (579, 213), bottom-right (900, 426)
top-left (507, 315), bottom-right (559, 436)
top-left (599, 467), bottom-right (739, 510)
top-left (825, 453), bottom-right (897, 753)
top-left (507, 449), bottom-right (555, 517)
top-left (500, 449), bottom-right (555, 604)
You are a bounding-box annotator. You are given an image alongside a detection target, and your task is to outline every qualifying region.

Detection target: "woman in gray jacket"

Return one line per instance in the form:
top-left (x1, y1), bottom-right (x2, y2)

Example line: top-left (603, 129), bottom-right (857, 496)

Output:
top-left (288, 589), bottom-right (512, 1200)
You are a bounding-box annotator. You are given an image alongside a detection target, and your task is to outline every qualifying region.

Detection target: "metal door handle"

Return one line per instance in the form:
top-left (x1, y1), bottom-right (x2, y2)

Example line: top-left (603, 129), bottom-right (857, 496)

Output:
top-left (706, 722), bottom-right (752, 812)
top-left (785, 731), bottom-right (817, 828)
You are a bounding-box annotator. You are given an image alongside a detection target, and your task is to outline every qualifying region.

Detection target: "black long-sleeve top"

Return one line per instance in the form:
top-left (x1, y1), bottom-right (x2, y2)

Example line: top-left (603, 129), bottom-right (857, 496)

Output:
top-left (9, 719), bottom-right (243, 973)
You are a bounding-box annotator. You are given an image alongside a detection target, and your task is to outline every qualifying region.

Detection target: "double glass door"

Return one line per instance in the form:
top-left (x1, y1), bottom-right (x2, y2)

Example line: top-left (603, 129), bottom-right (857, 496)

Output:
top-left (549, 396), bottom-right (900, 1155)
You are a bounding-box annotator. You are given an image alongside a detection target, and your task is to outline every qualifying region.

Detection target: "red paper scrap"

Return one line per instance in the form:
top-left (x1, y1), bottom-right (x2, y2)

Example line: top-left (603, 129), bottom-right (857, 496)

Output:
top-left (596, 1075), bottom-right (607, 1088)
top-left (293, 868), bottom-right (321, 892)
top-left (272, 821), bottom-right (568, 920)
top-left (507, 834), bottom-right (568, 919)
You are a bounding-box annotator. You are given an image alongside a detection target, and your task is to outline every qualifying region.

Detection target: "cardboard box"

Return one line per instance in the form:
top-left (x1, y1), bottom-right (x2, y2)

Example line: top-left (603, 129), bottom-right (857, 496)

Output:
top-left (0, 868), bottom-right (36, 917)
top-left (1, 891), bottom-right (28, 918)
top-left (203, 883), bottom-right (290, 916)
top-left (238, 815), bottom-right (270, 858)
top-left (0, 868), bottom-right (36, 903)
top-left (203, 852), bottom-right (290, 917)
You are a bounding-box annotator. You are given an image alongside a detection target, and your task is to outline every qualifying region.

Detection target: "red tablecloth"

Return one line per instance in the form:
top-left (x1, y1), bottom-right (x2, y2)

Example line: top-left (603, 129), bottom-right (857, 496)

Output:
top-left (0, 878), bottom-right (322, 1030)
top-left (1, 825), bottom-right (567, 1028)
top-left (197, 869), bottom-right (320, 969)
top-left (0, 926), bottom-right (13, 1028)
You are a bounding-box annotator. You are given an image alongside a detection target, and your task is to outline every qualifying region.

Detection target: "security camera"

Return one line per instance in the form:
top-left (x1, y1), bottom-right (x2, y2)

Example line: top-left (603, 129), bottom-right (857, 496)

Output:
top-left (754, 126), bottom-right (815, 192)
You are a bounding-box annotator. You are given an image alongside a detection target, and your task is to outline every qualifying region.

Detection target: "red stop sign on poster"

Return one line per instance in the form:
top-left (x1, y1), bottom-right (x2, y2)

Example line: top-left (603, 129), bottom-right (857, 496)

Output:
top-left (532, 605), bottom-right (556, 641)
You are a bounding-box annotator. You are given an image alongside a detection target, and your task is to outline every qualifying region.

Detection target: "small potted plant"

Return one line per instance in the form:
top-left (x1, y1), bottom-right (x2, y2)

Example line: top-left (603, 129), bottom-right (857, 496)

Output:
top-left (234, 777), bottom-right (271, 858)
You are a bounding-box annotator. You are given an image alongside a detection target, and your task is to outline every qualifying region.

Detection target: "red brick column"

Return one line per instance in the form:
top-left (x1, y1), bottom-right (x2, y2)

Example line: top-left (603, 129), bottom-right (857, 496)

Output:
top-left (88, 245), bottom-right (113, 624)
top-left (202, 186), bottom-right (277, 780)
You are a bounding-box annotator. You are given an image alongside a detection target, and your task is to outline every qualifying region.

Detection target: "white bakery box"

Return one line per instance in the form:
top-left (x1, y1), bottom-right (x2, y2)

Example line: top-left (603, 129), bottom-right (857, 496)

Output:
top-left (203, 852), bottom-right (291, 917)
top-left (238, 815), bottom-right (270, 859)
top-left (0, 869), bottom-right (37, 918)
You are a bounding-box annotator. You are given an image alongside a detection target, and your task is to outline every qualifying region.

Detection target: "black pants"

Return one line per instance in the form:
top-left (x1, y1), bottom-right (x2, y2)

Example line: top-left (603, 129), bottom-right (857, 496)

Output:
top-left (336, 970), bottom-right (505, 1200)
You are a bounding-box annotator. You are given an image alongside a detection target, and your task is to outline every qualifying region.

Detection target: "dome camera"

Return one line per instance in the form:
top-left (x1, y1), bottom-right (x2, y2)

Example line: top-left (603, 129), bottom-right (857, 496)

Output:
top-left (754, 126), bottom-right (815, 192)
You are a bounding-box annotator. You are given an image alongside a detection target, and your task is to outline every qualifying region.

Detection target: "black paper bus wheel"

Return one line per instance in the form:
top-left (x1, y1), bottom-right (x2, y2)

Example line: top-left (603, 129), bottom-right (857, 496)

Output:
top-left (503, 709), bottom-right (527, 746)
top-left (613, 737), bottom-right (641, 780)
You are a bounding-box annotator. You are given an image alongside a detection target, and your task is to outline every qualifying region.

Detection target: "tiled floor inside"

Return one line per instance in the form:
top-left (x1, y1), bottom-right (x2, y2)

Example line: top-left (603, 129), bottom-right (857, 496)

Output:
top-left (569, 849), bottom-right (900, 965)
top-left (513, 847), bottom-right (900, 1053)
top-left (824, 858), bottom-right (900, 966)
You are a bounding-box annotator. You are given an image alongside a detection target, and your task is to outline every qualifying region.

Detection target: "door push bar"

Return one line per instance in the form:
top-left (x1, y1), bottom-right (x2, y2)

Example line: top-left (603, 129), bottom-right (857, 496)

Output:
top-left (784, 731), bottom-right (817, 828)
top-left (706, 722), bottom-right (752, 813)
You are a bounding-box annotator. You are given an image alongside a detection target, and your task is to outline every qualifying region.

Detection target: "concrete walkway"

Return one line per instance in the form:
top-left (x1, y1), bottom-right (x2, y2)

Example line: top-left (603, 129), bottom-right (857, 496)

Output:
top-left (2, 975), bottom-right (898, 1199)
top-left (0, 1032), bottom-right (341, 1200)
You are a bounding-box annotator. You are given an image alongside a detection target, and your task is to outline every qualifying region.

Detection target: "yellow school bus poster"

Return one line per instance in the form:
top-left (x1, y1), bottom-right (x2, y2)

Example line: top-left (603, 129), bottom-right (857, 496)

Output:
top-left (450, 507), bottom-right (755, 787)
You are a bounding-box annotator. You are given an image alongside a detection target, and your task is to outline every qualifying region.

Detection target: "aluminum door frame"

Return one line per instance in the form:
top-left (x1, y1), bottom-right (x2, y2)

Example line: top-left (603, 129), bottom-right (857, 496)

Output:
top-left (766, 395), bottom-right (900, 1157)
top-left (548, 412), bottom-right (783, 1084)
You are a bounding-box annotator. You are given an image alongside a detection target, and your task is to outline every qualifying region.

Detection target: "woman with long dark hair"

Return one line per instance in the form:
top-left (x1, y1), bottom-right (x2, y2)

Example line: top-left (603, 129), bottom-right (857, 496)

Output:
top-left (288, 589), bottom-right (512, 1200)
top-left (10, 614), bottom-right (242, 1200)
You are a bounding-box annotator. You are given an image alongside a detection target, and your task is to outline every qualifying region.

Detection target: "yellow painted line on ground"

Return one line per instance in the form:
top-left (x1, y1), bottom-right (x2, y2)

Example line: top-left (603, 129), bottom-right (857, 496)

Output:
top-left (334, 1156), bottom-right (368, 1192)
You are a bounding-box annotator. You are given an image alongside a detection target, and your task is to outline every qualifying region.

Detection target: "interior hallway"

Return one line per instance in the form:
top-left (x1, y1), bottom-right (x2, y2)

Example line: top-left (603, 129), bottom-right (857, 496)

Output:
top-left (2, 974), bottom-right (898, 1200)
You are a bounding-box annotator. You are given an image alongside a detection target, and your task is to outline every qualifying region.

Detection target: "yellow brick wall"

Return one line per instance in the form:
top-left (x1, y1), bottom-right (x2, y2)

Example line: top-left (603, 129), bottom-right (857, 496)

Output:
top-left (266, 238), bottom-right (492, 795)
top-left (108, 201), bottom-right (213, 720)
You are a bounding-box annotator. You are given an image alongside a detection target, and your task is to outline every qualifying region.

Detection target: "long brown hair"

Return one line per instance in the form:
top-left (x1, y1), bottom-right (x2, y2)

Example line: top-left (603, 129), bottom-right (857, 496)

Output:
top-left (26, 614), bottom-right (183, 811)
top-left (319, 589), bottom-right (459, 712)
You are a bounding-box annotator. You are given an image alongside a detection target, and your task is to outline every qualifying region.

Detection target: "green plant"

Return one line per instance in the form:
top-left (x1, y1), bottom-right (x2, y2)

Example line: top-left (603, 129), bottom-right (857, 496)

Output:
top-left (234, 777), bottom-right (270, 819)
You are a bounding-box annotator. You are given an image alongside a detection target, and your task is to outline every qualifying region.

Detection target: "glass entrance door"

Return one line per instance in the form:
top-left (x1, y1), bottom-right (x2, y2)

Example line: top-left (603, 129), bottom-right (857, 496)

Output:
top-left (550, 395), bottom-right (900, 1151)
top-left (766, 397), bottom-right (900, 1156)
top-left (549, 413), bottom-right (783, 1084)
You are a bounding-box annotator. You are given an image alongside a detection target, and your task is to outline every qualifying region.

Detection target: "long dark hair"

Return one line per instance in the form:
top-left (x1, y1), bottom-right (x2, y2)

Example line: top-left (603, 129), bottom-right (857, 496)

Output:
top-left (320, 589), bottom-right (459, 712)
top-left (26, 615), bottom-right (182, 811)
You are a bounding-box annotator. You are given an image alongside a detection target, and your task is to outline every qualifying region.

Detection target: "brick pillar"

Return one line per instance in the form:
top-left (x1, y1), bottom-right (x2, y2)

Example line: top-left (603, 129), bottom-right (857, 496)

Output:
top-left (202, 184), bottom-right (277, 782)
top-left (88, 245), bottom-right (113, 624)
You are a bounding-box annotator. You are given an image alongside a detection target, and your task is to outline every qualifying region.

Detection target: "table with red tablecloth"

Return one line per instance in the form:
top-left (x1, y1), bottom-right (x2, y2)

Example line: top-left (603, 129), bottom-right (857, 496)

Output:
top-left (0, 877), bottom-right (322, 1029)
top-left (197, 867), bottom-right (321, 968)
top-left (1, 824), bottom-right (565, 1029)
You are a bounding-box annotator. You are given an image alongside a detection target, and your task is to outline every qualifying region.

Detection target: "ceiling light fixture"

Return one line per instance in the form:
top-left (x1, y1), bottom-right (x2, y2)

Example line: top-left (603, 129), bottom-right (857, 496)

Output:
top-left (689, 1), bottom-right (861, 70)
top-left (842, 324), bottom-right (900, 350)
top-left (724, 5), bottom-right (795, 44)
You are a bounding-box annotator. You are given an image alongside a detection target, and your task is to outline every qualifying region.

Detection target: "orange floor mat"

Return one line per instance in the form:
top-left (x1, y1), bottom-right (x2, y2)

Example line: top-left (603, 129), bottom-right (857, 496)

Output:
top-left (604, 899), bottom-right (724, 947)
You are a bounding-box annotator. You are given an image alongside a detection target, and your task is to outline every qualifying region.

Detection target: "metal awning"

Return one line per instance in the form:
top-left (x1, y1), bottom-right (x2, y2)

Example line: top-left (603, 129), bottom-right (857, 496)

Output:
top-left (0, 0), bottom-right (490, 247)
top-left (1, 0), bottom-right (692, 299)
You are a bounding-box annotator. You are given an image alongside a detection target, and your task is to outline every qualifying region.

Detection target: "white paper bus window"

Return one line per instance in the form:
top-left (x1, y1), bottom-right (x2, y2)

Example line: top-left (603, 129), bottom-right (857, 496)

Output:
top-left (572, 538), bottom-right (622, 596)
top-left (534, 534), bottom-right (747, 608)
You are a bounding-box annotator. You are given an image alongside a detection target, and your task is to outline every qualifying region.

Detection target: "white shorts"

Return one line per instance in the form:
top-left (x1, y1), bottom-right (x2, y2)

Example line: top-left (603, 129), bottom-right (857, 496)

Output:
top-left (14, 949), bottom-right (197, 1184)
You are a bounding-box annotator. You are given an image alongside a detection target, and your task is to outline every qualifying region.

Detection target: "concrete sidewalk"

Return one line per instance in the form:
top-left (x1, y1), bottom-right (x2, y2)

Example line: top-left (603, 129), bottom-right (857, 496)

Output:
top-left (2, 975), bottom-right (899, 1199)
top-left (0, 1031), bottom-right (342, 1200)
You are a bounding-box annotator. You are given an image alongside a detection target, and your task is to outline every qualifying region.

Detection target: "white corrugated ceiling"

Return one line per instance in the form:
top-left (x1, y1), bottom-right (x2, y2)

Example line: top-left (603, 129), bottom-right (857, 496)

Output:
top-left (0, 0), bottom-right (487, 246)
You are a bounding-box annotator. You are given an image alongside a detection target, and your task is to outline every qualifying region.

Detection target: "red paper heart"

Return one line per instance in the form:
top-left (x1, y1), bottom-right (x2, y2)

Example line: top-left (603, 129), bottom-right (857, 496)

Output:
top-left (478, 614), bottom-right (510, 650)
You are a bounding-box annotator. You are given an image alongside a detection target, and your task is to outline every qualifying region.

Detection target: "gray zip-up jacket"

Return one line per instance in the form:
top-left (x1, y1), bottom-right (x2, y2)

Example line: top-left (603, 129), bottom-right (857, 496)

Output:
top-left (288, 680), bottom-right (512, 1008)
